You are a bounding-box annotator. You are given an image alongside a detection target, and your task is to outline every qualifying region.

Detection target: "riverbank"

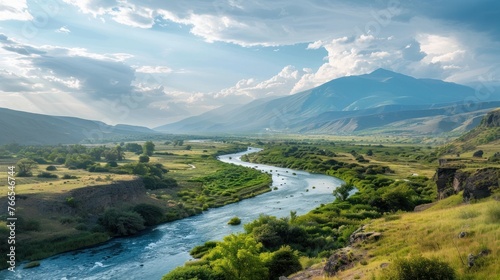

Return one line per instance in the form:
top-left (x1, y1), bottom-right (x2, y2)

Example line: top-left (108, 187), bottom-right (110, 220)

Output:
top-left (0, 142), bottom-right (270, 271)
top-left (0, 148), bottom-right (343, 279)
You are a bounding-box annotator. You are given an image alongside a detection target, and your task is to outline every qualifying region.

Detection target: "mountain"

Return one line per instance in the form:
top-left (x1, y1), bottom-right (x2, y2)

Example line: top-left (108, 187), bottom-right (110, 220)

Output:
top-left (156, 69), bottom-right (497, 135)
top-left (0, 108), bottom-right (158, 145)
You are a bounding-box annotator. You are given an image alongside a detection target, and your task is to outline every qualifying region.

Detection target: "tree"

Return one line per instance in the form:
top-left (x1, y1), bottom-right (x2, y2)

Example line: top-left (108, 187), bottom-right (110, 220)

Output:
top-left (472, 150), bottom-right (484, 158)
top-left (267, 246), bottom-right (302, 280)
top-left (143, 141), bottom-right (155, 156)
top-left (16, 158), bottom-right (38, 177)
top-left (208, 234), bottom-right (268, 280)
top-left (333, 183), bottom-right (355, 201)
top-left (139, 155), bottom-right (150, 163)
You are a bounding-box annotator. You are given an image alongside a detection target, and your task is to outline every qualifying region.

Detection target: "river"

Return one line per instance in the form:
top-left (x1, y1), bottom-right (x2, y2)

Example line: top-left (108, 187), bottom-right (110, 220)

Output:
top-left (2, 148), bottom-right (343, 280)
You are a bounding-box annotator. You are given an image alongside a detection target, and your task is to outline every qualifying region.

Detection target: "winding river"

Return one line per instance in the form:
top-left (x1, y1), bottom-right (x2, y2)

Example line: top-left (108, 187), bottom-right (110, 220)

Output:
top-left (2, 148), bottom-right (343, 280)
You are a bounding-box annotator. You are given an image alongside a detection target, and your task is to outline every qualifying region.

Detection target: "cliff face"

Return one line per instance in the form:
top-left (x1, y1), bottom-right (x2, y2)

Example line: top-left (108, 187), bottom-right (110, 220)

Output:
top-left (70, 178), bottom-right (147, 213)
top-left (27, 178), bottom-right (148, 216)
top-left (435, 167), bottom-right (499, 201)
top-left (482, 109), bottom-right (500, 128)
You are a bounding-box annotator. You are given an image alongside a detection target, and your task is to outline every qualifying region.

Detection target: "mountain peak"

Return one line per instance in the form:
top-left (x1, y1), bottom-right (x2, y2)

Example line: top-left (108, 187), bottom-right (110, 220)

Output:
top-left (368, 68), bottom-right (399, 76)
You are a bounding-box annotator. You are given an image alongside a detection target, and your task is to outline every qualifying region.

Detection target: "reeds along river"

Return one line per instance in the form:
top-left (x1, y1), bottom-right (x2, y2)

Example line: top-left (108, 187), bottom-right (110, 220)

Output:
top-left (3, 148), bottom-right (343, 280)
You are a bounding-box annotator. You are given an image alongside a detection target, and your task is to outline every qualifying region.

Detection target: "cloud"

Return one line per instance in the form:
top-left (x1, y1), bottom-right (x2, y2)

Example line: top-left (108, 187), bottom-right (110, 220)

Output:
top-left (56, 26), bottom-right (71, 34)
top-left (0, 1), bottom-right (33, 21)
top-left (214, 65), bottom-right (304, 101)
top-left (136, 66), bottom-right (172, 74)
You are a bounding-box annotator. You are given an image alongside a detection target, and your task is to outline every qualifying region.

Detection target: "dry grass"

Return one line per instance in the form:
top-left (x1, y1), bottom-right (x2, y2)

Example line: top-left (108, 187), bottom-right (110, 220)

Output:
top-left (314, 196), bottom-right (500, 280)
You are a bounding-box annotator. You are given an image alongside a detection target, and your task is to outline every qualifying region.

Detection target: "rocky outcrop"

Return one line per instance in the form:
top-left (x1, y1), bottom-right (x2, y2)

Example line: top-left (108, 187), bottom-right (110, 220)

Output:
top-left (70, 178), bottom-right (147, 213)
top-left (434, 166), bottom-right (499, 201)
top-left (434, 167), bottom-right (468, 199)
top-left (463, 168), bottom-right (500, 201)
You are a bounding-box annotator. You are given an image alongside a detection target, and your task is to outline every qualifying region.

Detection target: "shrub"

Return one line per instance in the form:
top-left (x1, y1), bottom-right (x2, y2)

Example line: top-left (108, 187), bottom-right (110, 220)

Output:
top-left (138, 155), bottom-right (150, 163)
top-left (379, 256), bottom-right (456, 280)
top-left (99, 208), bottom-right (145, 236)
top-left (133, 203), bottom-right (164, 226)
top-left (162, 265), bottom-right (224, 280)
top-left (267, 245), bottom-right (302, 279)
top-left (46, 165), bottom-right (57, 171)
top-left (472, 150), bottom-right (484, 158)
top-left (62, 174), bottom-right (78, 179)
top-left (228, 216), bottom-right (241, 225)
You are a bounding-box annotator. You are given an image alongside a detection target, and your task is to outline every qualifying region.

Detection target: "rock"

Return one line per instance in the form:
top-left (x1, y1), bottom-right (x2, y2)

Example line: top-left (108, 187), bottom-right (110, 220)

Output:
top-left (323, 247), bottom-right (357, 277)
top-left (380, 263), bottom-right (389, 268)
top-left (463, 168), bottom-right (500, 202)
top-left (467, 253), bottom-right (475, 267)
top-left (458, 231), bottom-right (467, 238)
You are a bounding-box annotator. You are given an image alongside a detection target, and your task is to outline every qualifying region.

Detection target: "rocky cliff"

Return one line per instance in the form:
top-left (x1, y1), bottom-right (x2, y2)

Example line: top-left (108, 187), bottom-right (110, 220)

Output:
top-left (25, 178), bottom-right (150, 217)
top-left (435, 167), bottom-right (499, 201)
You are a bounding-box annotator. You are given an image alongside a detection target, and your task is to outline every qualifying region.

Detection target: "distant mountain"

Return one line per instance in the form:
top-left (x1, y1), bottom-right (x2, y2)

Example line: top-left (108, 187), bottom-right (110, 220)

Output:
top-left (0, 108), bottom-right (158, 145)
top-left (156, 69), bottom-right (496, 135)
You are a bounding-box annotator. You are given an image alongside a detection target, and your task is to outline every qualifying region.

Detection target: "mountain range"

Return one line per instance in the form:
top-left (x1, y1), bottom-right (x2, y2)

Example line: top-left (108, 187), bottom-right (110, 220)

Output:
top-left (1, 69), bottom-right (499, 145)
top-left (0, 108), bottom-right (157, 145)
top-left (156, 69), bottom-right (499, 135)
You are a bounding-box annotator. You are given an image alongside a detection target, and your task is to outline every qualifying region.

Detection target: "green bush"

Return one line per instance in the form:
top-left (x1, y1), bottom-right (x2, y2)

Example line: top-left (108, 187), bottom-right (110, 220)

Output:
top-left (162, 265), bottom-right (224, 280)
top-left (133, 203), bottom-right (164, 226)
top-left (228, 216), bottom-right (241, 225)
top-left (267, 245), bottom-right (302, 280)
top-left (46, 165), bottom-right (57, 171)
top-left (99, 208), bottom-right (145, 236)
top-left (379, 256), bottom-right (456, 280)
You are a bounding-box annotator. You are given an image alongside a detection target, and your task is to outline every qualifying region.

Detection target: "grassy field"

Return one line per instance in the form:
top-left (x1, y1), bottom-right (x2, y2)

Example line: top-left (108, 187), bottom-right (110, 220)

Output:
top-left (305, 195), bottom-right (500, 280)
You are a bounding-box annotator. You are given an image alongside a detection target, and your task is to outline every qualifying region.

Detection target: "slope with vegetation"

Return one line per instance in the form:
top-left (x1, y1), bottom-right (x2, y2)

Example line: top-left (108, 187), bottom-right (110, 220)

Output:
top-left (0, 140), bottom-right (271, 269)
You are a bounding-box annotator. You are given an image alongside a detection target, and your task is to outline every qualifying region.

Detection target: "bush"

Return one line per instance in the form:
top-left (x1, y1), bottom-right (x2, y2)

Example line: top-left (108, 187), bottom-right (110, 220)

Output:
top-left (62, 174), bottom-right (78, 179)
top-left (379, 256), bottom-right (456, 280)
top-left (138, 155), bottom-right (150, 163)
top-left (99, 208), bottom-right (145, 236)
top-left (46, 165), bottom-right (57, 171)
top-left (472, 150), bottom-right (484, 158)
top-left (162, 265), bottom-right (224, 280)
top-left (228, 217), bottom-right (241, 225)
top-left (133, 204), bottom-right (164, 226)
top-left (267, 245), bottom-right (302, 279)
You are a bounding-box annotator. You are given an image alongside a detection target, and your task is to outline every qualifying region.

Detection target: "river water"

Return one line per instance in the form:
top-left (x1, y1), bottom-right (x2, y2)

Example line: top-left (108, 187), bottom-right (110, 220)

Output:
top-left (2, 148), bottom-right (343, 280)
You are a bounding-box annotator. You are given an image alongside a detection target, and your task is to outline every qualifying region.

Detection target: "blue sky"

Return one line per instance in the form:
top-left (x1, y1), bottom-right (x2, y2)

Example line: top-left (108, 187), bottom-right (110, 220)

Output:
top-left (0, 0), bottom-right (499, 127)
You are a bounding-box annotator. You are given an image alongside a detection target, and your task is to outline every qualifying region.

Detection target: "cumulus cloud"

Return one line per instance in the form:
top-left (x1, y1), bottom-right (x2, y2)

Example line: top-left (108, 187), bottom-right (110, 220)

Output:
top-left (0, 1), bottom-right (33, 21)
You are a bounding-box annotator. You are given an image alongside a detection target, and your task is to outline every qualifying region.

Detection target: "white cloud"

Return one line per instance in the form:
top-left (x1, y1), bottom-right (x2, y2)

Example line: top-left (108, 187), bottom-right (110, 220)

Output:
top-left (136, 66), bottom-right (173, 74)
top-left (56, 26), bottom-right (71, 34)
top-left (0, 1), bottom-right (33, 21)
top-left (215, 65), bottom-right (304, 100)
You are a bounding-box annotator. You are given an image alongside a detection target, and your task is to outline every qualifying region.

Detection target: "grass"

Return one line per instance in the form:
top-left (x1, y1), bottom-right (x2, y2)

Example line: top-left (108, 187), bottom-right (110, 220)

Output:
top-left (314, 197), bottom-right (500, 280)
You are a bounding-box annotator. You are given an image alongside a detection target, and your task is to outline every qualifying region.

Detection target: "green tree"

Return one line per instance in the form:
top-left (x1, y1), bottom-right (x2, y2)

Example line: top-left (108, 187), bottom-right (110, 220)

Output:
top-left (138, 155), bottom-right (150, 163)
top-left (208, 234), bottom-right (268, 280)
top-left (267, 246), bottom-right (302, 280)
top-left (333, 183), bottom-right (355, 201)
top-left (16, 158), bottom-right (38, 177)
top-left (143, 141), bottom-right (155, 156)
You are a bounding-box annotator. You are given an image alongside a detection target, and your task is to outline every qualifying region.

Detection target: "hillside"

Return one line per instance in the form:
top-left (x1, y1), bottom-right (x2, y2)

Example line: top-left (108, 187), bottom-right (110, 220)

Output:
top-left (440, 108), bottom-right (500, 155)
top-left (156, 69), bottom-right (497, 135)
top-left (288, 195), bottom-right (500, 280)
top-left (0, 107), bottom-right (158, 145)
